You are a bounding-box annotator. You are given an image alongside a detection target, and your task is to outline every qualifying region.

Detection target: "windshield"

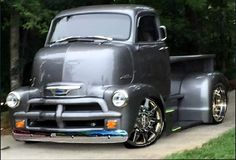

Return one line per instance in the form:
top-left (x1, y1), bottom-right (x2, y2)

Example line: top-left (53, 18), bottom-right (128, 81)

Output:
top-left (48, 13), bottom-right (131, 43)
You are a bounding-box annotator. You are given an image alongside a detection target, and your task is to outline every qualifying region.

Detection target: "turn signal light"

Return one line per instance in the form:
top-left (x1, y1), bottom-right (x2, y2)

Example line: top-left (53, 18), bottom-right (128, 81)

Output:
top-left (106, 120), bottom-right (117, 129)
top-left (15, 120), bottom-right (25, 128)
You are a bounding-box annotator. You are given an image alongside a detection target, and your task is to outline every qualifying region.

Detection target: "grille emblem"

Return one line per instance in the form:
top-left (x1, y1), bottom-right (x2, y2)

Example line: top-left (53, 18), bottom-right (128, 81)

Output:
top-left (46, 85), bottom-right (81, 96)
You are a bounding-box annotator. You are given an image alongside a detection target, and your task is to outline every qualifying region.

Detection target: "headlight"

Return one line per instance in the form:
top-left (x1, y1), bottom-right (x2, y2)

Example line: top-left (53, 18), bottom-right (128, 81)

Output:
top-left (112, 90), bottom-right (128, 107)
top-left (6, 92), bottom-right (21, 108)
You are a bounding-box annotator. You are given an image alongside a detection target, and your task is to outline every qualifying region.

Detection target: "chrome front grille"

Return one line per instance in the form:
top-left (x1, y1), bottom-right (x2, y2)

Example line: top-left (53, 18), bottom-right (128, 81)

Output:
top-left (64, 103), bottom-right (102, 112)
top-left (14, 98), bottom-right (121, 131)
top-left (26, 100), bottom-right (105, 129)
top-left (28, 104), bottom-right (57, 112)
top-left (28, 103), bottom-right (102, 112)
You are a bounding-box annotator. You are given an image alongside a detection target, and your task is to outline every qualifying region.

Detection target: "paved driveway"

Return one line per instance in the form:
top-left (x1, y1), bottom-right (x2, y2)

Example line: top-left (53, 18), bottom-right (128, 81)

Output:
top-left (1, 91), bottom-right (235, 159)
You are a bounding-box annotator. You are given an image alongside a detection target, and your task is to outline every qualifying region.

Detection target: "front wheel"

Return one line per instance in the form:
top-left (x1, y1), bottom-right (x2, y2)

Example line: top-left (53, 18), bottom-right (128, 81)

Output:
top-left (124, 98), bottom-right (164, 148)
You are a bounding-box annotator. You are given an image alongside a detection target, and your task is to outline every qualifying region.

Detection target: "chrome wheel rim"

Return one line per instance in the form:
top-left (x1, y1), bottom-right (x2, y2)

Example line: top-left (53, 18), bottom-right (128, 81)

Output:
top-left (212, 86), bottom-right (227, 122)
top-left (127, 98), bottom-right (164, 147)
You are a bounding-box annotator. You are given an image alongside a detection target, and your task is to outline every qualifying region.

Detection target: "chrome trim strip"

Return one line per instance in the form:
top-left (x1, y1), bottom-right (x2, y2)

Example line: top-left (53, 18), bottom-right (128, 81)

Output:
top-left (165, 109), bottom-right (175, 113)
top-left (158, 46), bottom-right (168, 51)
top-left (172, 127), bottom-right (181, 132)
top-left (46, 85), bottom-right (82, 96)
top-left (46, 85), bottom-right (81, 90)
top-left (159, 25), bottom-right (167, 41)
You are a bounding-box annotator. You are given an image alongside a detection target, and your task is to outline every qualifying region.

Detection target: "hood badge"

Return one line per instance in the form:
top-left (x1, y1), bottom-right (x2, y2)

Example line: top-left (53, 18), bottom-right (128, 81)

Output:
top-left (46, 85), bottom-right (81, 96)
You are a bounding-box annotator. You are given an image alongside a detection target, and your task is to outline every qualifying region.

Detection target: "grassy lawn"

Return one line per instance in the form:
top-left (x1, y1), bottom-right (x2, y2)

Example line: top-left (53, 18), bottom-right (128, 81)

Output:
top-left (166, 128), bottom-right (235, 159)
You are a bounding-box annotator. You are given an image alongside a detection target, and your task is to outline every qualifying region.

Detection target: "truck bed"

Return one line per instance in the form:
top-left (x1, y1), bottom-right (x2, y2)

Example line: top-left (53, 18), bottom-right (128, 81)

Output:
top-left (170, 54), bottom-right (215, 95)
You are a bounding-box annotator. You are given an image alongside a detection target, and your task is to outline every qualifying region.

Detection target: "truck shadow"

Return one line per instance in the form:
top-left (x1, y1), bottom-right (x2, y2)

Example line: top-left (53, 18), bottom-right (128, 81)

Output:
top-left (24, 141), bottom-right (126, 150)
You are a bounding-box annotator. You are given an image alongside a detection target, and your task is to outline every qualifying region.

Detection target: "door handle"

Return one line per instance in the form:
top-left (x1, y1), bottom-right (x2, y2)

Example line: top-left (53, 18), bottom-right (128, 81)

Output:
top-left (158, 47), bottom-right (168, 51)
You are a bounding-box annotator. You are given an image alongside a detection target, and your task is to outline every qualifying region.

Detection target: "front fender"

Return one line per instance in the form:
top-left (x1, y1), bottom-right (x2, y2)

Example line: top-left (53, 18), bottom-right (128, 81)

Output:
top-left (103, 83), bottom-right (162, 134)
top-left (8, 87), bottom-right (40, 128)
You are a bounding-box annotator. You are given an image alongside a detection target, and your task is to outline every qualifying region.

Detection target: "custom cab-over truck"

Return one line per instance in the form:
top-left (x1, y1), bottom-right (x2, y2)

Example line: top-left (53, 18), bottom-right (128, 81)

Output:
top-left (6, 5), bottom-right (229, 148)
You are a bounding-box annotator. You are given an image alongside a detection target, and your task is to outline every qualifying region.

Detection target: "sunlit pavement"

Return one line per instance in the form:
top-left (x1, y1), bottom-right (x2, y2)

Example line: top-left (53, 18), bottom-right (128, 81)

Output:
top-left (1, 91), bottom-right (235, 159)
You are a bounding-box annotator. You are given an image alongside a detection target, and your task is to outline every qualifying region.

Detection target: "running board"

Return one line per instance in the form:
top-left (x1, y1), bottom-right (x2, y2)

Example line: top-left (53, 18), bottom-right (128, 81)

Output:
top-left (177, 121), bottom-right (202, 129)
top-left (169, 121), bottom-right (202, 134)
top-left (165, 107), bottom-right (178, 135)
top-left (164, 94), bottom-right (184, 135)
top-left (165, 106), bottom-right (202, 135)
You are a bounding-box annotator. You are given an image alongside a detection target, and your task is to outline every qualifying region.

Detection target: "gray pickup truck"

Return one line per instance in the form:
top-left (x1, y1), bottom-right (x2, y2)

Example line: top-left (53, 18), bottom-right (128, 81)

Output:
top-left (6, 5), bottom-right (228, 148)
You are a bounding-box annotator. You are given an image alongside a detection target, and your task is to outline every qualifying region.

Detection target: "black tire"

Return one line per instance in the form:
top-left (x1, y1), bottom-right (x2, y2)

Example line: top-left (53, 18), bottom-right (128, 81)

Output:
top-left (124, 98), bottom-right (164, 148)
top-left (210, 83), bottom-right (228, 124)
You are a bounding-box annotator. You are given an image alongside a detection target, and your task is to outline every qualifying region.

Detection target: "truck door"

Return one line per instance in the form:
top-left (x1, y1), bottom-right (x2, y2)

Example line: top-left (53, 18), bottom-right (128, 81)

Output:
top-left (136, 14), bottom-right (170, 97)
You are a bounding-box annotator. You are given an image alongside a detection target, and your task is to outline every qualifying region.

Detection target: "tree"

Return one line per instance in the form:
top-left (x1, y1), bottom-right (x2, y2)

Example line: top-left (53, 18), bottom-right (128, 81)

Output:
top-left (1, 0), bottom-right (56, 90)
top-left (10, 11), bottom-right (20, 90)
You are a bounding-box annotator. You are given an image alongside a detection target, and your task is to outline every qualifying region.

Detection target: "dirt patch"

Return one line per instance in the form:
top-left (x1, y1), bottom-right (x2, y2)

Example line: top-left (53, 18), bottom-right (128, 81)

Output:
top-left (1, 111), bottom-right (11, 135)
top-left (1, 128), bottom-right (12, 135)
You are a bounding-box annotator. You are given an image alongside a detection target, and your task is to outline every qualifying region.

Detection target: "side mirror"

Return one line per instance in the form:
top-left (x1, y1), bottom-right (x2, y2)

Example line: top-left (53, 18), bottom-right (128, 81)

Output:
top-left (159, 25), bottom-right (167, 41)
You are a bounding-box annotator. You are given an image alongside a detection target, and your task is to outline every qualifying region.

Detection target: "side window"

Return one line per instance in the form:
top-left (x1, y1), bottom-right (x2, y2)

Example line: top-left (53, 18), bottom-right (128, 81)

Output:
top-left (137, 16), bottom-right (159, 42)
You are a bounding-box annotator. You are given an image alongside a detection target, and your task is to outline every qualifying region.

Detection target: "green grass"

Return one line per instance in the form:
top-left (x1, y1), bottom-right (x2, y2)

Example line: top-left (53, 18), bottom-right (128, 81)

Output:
top-left (165, 128), bottom-right (235, 159)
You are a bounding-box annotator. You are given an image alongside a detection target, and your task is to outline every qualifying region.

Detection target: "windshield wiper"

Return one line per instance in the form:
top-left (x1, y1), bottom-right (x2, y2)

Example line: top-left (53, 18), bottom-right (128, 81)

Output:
top-left (49, 36), bottom-right (113, 47)
top-left (86, 36), bottom-right (113, 41)
top-left (54, 36), bottom-right (113, 43)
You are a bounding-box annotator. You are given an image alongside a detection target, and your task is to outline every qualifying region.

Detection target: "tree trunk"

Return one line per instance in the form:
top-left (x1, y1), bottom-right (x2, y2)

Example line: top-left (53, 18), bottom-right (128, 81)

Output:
top-left (10, 12), bottom-right (20, 90)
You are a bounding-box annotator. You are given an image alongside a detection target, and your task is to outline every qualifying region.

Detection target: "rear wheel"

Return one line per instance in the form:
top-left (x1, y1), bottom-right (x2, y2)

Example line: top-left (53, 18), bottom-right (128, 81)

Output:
top-left (124, 98), bottom-right (164, 148)
top-left (211, 83), bottom-right (227, 124)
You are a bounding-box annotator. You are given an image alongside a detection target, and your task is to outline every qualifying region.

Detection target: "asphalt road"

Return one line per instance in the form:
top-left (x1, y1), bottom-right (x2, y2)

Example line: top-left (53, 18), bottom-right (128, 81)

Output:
top-left (1, 91), bottom-right (235, 159)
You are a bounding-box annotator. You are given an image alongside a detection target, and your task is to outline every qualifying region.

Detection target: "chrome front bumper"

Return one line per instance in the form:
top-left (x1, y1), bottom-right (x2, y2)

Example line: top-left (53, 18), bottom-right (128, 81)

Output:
top-left (13, 129), bottom-right (128, 143)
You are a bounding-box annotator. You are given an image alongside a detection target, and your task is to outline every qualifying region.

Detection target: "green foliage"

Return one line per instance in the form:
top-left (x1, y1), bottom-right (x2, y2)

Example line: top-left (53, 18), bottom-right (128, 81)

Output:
top-left (155, 0), bottom-right (235, 72)
top-left (165, 128), bottom-right (235, 159)
top-left (3, 0), bottom-right (56, 34)
top-left (1, 0), bottom-right (235, 65)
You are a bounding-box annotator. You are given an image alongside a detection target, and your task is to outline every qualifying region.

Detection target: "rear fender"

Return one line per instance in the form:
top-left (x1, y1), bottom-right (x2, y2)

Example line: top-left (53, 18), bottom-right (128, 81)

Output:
top-left (179, 72), bottom-right (228, 123)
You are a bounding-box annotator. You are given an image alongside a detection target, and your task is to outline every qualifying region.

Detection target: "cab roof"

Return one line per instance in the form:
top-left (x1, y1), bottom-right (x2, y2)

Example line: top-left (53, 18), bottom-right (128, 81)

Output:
top-left (55, 4), bottom-right (155, 19)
